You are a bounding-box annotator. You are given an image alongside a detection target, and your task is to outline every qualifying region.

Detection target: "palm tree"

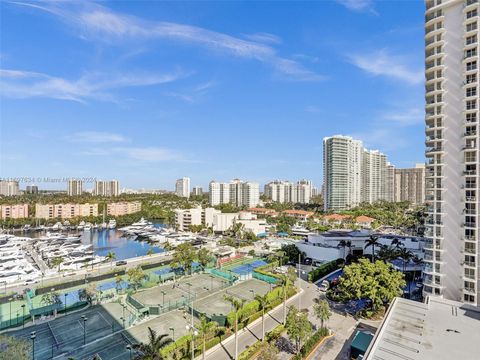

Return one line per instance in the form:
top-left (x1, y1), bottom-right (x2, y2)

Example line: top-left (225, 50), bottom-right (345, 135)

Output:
top-left (279, 275), bottom-right (291, 325)
top-left (133, 327), bottom-right (173, 360)
top-left (410, 255), bottom-right (423, 299)
top-left (313, 299), bottom-right (331, 329)
top-left (224, 295), bottom-right (246, 360)
top-left (338, 240), bottom-right (352, 259)
top-left (147, 249), bottom-right (154, 257)
top-left (364, 235), bottom-right (380, 262)
top-left (254, 293), bottom-right (270, 341)
top-left (275, 250), bottom-right (286, 267)
top-left (391, 237), bottom-right (403, 249)
top-left (51, 257), bottom-right (64, 272)
top-left (106, 251), bottom-right (116, 266)
top-left (398, 248), bottom-right (414, 273)
top-left (198, 316), bottom-right (217, 360)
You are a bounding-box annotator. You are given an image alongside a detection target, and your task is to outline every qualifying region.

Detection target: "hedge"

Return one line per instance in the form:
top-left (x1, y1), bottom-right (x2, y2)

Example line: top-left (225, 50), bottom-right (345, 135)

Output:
top-left (307, 259), bottom-right (343, 283)
top-left (238, 325), bottom-right (285, 360)
top-left (291, 327), bottom-right (330, 360)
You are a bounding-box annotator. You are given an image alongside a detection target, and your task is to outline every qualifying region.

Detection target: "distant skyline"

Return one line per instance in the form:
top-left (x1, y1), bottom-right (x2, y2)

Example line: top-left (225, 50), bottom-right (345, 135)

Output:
top-left (0, 1), bottom-right (425, 190)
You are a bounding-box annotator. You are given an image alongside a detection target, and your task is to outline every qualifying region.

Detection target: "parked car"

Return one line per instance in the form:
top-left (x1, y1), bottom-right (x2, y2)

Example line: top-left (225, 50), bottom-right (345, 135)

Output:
top-left (318, 280), bottom-right (330, 292)
top-left (116, 260), bottom-right (127, 266)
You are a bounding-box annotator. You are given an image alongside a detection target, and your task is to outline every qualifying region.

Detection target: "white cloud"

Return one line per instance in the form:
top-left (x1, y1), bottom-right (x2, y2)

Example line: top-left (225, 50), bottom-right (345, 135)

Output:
top-left (243, 32), bottom-right (282, 44)
top-left (66, 131), bottom-right (129, 143)
top-left (164, 80), bottom-right (217, 103)
top-left (348, 49), bottom-right (423, 85)
top-left (0, 68), bottom-right (185, 102)
top-left (305, 105), bottom-right (322, 113)
top-left (383, 107), bottom-right (423, 126)
top-left (336, 0), bottom-right (376, 12)
top-left (349, 128), bottom-right (409, 152)
top-left (12, 1), bottom-right (321, 81)
top-left (117, 147), bottom-right (182, 162)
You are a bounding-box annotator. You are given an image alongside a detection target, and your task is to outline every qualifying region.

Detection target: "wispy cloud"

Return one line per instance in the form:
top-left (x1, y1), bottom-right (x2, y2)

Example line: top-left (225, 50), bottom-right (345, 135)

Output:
top-left (81, 146), bottom-right (184, 163)
top-left (0, 68), bottom-right (185, 102)
top-left (348, 49), bottom-right (423, 85)
top-left (66, 131), bottom-right (129, 143)
top-left (305, 105), bottom-right (322, 113)
top-left (336, 0), bottom-right (376, 13)
top-left (243, 32), bottom-right (282, 45)
top-left (383, 107), bottom-right (423, 126)
top-left (163, 80), bottom-right (217, 103)
top-left (349, 128), bottom-right (409, 152)
top-left (12, 1), bottom-right (321, 81)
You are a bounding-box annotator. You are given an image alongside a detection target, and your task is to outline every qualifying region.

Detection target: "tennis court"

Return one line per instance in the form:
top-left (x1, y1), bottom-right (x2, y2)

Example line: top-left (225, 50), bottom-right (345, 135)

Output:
top-left (230, 260), bottom-right (267, 275)
top-left (131, 273), bottom-right (230, 308)
top-left (193, 279), bottom-right (271, 321)
top-left (8, 304), bottom-right (128, 360)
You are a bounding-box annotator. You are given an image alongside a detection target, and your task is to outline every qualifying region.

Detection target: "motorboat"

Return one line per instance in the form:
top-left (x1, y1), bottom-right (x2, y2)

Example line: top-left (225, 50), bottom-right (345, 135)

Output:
top-left (108, 219), bottom-right (117, 229)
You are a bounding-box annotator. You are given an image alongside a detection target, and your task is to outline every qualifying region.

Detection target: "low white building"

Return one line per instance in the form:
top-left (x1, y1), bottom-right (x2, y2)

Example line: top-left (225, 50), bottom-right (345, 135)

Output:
top-left (175, 207), bottom-right (203, 231)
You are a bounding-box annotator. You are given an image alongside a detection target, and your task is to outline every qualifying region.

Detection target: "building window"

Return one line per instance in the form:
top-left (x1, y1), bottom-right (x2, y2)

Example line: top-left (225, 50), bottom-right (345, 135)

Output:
top-left (466, 99), bottom-right (477, 110)
top-left (466, 87), bottom-right (477, 97)
top-left (464, 294), bottom-right (475, 303)
top-left (466, 9), bottom-right (478, 19)
top-left (466, 35), bottom-right (478, 45)
top-left (465, 151), bottom-right (477, 162)
top-left (466, 21), bottom-right (478, 32)
top-left (466, 61), bottom-right (478, 71)
top-left (465, 48), bottom-right (477, 59)
top-left (466, 113), bottom-right (477, 123)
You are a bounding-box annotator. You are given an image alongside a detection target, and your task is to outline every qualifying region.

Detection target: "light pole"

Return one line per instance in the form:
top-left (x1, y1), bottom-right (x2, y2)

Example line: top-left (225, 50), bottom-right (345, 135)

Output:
top-left (126, 344), bottom-right (132, 360)
top-left (161, 290), bottom-right (166, 306)
top-left (64, 293), bottom-right (68, 315)
top-left (81, 315), bottom-right (88, 345)
top-left (30, 331), bottom-right (36, 360)
top-left (21, 304), bottom-right (25, 329)
top-left (120, 316), bottom-right (125, 329)
top-left (186, 324), bottom-right (198, 360)
top-left (8, 297), bottom-right (12, 327)
top-left (169, 327), bottom-right (175, 341)
top-left (249, 289), bottom-right (255, 300)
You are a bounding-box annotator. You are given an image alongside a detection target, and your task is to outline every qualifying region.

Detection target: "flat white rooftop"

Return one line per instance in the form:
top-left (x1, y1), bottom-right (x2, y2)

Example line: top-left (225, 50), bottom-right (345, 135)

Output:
top-left (364, 296), bottom-right (480, 360)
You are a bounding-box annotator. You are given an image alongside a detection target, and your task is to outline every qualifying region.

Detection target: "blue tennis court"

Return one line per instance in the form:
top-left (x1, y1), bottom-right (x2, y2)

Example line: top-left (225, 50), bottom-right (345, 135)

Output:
top-left (231, 260), bottom-right (267, 274)
top-left (153, 267), bottom-right (172, 276)
top-left (96, 280), bottom-right (129, 292)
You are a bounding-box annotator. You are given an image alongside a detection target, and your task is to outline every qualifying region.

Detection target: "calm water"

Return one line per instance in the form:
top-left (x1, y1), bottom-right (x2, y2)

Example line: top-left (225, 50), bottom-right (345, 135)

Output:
top-left (30, 224), bottom-right (165, 260)
top-left (80, 228), bottom-right (165, 260)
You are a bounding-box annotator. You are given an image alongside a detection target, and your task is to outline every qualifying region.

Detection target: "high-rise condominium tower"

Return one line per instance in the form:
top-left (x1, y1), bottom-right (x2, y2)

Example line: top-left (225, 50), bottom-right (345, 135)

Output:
top-left (323, 135), bottom-right (363, 210)
top-left (175, 177), bottom-right (190, 198)
top-left (394, 164), bottom-right (426, 205)
top-left (67, 179), bottom-right (83, 196)
top-left (0, 181), bottom-right (20, 196)
top-left (209, 180), bottom-right (259, 208)
top-left (424, 0), bottom-right (479, 306)
top-left (94, 180), bottom-right (119, 197)
top-left (264, 180), bottom-right (313, 204)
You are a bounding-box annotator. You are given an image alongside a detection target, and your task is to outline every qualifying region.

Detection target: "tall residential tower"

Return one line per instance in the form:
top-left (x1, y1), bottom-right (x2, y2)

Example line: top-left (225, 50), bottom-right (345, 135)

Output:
top-left (424, 0), bottom-right (479, 306)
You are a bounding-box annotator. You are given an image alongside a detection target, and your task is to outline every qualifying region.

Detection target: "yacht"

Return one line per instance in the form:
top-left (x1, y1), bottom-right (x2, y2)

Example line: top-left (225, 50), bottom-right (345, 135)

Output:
top-left (77, 221), bottom-right (85, 231)
top-left (108, 219), bottom-right (117, 229)
top-left (131, 218), bottom-right (152, 227)
top-left (84, 223), bottom-right (92, 232)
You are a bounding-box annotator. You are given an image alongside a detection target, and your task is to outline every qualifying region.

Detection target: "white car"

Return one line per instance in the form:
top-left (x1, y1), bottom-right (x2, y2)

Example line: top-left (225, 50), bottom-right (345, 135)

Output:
top-left (318, 280), bottom-right (329, 292)
top-left (24, 279), bottom-right (39, 285)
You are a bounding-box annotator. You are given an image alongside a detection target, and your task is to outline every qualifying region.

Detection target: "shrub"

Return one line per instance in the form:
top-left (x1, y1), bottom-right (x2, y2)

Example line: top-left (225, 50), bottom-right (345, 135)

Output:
top-left (307, 260), bottom-right (343, 283)
top-left (238, 325), bottom-right (285, 360)
top-left (291, 327), bottom-right (330, 360)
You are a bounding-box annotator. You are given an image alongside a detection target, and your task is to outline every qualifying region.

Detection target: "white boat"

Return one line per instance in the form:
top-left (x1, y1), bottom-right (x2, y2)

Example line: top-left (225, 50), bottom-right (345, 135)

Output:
top-left (101, 222), bottom-right (108, 229)
top-left (77, 221), bottom-right (85, 230)
top-left (131, 218), bottom-right (152, 227)
top-left (108, 219), bottom-right (117, 229)
top-left (84, 223), bottom-right (92, 232)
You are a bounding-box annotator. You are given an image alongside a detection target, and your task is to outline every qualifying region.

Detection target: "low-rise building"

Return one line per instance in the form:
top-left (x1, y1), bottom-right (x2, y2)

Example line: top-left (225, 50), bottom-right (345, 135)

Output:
top-left (106, 201), bottom-right (142, 216)
top-left (282, 210), bottom-right (314, 221)
top-left (364, 297), bottom-right (480, 360)
top-left (0, 204), bottom-right (29, 219)
top-left (355, 215), bottom-right (376, 228)
top-left (35, 203), bottom-right (98, 219)
top-left (248, 208), bottom-right (278, 217)
top-left (175, 207), bottom-right (203, 231)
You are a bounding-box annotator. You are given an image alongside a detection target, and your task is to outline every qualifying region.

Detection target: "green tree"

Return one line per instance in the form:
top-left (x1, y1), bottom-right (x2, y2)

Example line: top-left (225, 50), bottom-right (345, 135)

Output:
top-left (0, 335), bottom-right (31, 360)
top-left (335, 259), bottom-right (406, 316)
top-left (106, 251), bottom-right (116, 266)
top-left (313, 299), bottom-right (331, 329)
top-left (224, 295), bottom-right (246, 360)
top-left (147, 248), bottom-right (154, 257)
top-left (280, 244), bottom-right (302, 263)
top-left (78, 283), bottom-right (97, 305)
top-left (338, 240), bottom-right (352, 259)
top-left (364, 235), bottom-right (380, 262)
top-left (255, 293), bottom-right (270, 342)
top-left (114, 274), bottom-right (123, 293)
top-left (285, 306), bottom-right (312, 354)
top-left (398, 248), bottom-right (414, 273)
top-left (172, 243), bottom-right (195, 275)
top-left (51, 257), bottom-right (64, 272)
top-left (198, 316), bottom-right (217, 360)
top-left (196, 248), bottom-right (212, 270)
top-left (133, 327), bottom-right (173, 360)
top-left (257, 341), bottom-right (279, 360)
top-left (127, 266), bottom-right (145, 290)
top-left (41, 291), bottom-right (61, 307)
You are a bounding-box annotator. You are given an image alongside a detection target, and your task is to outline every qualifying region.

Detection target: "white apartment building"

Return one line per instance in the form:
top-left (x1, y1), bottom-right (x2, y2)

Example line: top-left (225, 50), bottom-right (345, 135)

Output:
top-left (94, 180), bottom-right (119, 197)
top-left (0, 181), bottom-right (20, 196)
top-left (67, 179), bottom-right (83, 196)
top-left (424, 0), bottom-right (480, 307)
top-left (323, 135), bottom-right (363, 210)
top-left (394, 164), bottom-right (426, 205)
top-left (209, 181), bottom-right (231, 206)
top-left (192, 186), bottom-right (203, 196)
top-left (175, 207), bottom-right (203, 231)
top-left (264, 179), bottom-right (313, 204)
top-left (175, 177), bottom-right (190, 198)
top-left (361, 150), bottom-right (388, 203)
top-left (209, 179), bottom-right (259, 208)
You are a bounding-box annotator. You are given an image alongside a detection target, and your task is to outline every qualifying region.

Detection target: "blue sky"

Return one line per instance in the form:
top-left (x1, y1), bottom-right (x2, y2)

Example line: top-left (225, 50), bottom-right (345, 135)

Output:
top-left (0, 0), bottom-right (425, 191)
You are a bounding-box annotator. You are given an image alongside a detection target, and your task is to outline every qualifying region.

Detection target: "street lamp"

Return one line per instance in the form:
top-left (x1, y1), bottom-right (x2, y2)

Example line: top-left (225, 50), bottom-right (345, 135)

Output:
top-left (186, 324), bottom-right (198, 360)
top-left (161, 290), bottom-right (166, 306)
top-left (249, 289), bottom-right (255, 299)
top-left (169, 327), bottom-right (175, 341)
top-left (126, 344), bottom-right (132, 360)
top-left (64, 293), bottom-right (68, 315)
top-left (120, 316), bottom-right (125, 329)
top-left (21, 304), bottom-right (25, 329)
top-left (81, 315), bottom-right (88, 345)
top-left (8, 297), bottom-right (12, 327)
top-left (30, 331), bottom-right (36, 360)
